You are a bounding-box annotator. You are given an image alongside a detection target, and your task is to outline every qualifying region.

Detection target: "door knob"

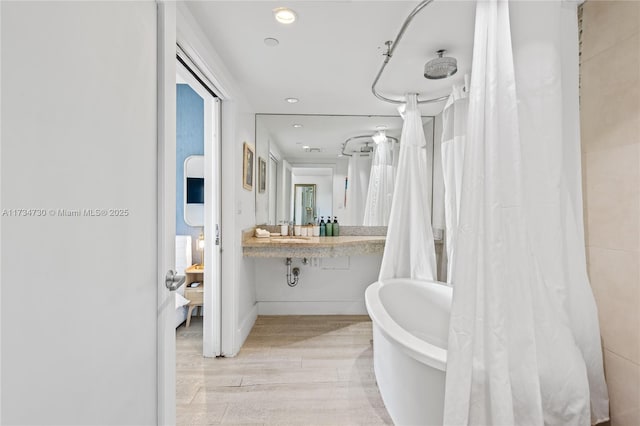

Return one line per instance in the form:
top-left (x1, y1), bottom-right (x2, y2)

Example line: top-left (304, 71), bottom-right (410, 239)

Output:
top-left (165, 270), bottom-right (185, 291)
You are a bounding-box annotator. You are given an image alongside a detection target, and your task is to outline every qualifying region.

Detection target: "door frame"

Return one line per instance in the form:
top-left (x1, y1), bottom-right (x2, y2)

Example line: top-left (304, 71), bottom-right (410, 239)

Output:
top-left (173, 5), bottom-right (237, 357)
top-left (157, 2), bottom-right (177, 425)
top-left (175, 57), bottom-right (222, 357)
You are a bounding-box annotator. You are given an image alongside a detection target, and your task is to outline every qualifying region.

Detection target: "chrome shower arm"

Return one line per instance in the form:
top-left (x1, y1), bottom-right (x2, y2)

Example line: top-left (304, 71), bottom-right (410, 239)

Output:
top-left (371, 0), bottom-right (450, 105)
top-left (342, 135), bottom-right (374, 157)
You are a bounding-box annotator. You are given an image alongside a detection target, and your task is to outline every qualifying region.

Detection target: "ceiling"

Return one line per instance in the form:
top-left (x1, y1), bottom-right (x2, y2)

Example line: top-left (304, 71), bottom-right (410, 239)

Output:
top-left (185, 1), bottom-right (477, 117)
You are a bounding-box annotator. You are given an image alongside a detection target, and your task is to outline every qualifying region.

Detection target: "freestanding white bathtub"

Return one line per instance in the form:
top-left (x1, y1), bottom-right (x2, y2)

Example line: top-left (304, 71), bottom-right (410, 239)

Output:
top-left (365, 278), bottom-right (452, 426)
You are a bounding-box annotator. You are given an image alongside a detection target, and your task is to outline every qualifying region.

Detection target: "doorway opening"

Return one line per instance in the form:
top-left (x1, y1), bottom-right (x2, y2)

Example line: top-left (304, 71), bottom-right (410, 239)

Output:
top-left (290, 166), bottom-right (334, 225)
top-left (175, 54), bottom-right (222, 357)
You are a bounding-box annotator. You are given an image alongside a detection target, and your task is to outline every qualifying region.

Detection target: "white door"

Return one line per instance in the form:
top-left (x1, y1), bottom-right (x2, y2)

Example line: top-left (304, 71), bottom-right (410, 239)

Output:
top-left (204, 96), bottom-right (222, 357)
top-left (2, 1), bottom-right (170, 424)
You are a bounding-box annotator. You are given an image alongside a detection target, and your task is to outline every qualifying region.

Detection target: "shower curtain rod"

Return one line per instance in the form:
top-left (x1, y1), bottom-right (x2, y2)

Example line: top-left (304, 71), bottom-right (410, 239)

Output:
top-left (341, 135), bottom-right (399, 157)
top-left (371, 0), bottom-right (450, 105)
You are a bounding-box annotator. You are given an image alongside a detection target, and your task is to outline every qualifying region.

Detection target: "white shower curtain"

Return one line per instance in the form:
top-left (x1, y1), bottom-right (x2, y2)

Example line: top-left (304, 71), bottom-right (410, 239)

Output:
top-left (444, 1), bottom-right (609, 425)
top-left (378, 94), bottom-right (436, 281)
top-left (512, 1), bottom-right (609, 422)
top-left (363, 136), bottom-right (395, 226)
top-left (441, 84), bottom-right (468, 283)
top-left (345, 154), bottom-right (371, 226)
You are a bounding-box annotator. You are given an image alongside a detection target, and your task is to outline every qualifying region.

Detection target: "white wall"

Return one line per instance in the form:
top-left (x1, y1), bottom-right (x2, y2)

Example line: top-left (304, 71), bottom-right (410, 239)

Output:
top-left (177, 4), bottom-right (257, 355)
top-left (255, 255), bottom-right (383, 314)
top-left (233, 109), bottom-right (258, 347)
top-left (1, 2), bottom-right (158, 423)
top-left (333, 159), bottom-right (350, 222)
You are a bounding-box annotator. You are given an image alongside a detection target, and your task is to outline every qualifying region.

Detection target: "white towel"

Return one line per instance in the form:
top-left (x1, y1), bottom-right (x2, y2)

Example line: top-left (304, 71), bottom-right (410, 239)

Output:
top-left (254, 228), bottom-right (270, 238)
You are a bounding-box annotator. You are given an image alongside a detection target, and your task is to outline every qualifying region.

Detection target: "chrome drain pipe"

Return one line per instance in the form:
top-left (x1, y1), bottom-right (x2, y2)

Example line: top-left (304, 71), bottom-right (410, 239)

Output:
top-left (285, 257), bottom-right (300, 287)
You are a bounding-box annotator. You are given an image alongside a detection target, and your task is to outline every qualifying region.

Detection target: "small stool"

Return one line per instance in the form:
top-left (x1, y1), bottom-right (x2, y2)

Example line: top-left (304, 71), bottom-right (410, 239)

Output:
top-left (186, 302), bottom-right (203, 327)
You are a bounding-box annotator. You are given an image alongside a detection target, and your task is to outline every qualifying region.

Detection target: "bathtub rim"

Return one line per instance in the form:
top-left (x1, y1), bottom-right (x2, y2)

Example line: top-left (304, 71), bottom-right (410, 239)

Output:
top-left (365, 278), bottom-right (449, 371)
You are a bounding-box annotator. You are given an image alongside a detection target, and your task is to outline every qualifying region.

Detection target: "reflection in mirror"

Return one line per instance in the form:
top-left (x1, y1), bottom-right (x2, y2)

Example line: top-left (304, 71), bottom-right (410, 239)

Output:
top-left (294, 184), bottom-right (316, 225)
top-left (255, 114), bottom-right (438, 228)
top-left (361, 134), bottom-right (397, 226)
top-left (292, 167), bottom-right (332, 224)
top-left (267, 155), bottom-right (278, 224)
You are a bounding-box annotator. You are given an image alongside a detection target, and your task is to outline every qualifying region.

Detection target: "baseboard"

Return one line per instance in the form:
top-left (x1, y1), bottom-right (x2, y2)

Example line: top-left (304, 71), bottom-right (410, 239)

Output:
top-left (257, 300), bottom-right (367, 315)
top-left (236, 303), bottom-right (258, 352)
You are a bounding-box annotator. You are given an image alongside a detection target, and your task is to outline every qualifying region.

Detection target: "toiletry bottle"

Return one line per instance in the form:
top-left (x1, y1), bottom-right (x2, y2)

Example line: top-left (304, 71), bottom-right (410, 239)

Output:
top-left (333, 216), bottom-right (340, 237)
top-left (319, 217), bottom-right (326, 237)
top-left (325, 217), bottom-right (333, 237)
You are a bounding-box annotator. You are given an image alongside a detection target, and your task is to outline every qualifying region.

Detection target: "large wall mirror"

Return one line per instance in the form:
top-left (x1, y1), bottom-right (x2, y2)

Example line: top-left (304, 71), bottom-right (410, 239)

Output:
top-left (255, 114), bottom-right (444, 232)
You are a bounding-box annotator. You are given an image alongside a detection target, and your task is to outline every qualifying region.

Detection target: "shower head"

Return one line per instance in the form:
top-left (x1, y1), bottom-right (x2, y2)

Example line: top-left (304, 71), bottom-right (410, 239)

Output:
top-left (424, 49), bottom-right (457, 80)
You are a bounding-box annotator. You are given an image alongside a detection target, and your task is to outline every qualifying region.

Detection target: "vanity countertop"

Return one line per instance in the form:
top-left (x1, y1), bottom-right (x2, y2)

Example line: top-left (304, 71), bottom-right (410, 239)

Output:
top-left (242, 234), bottom-right (386, 258)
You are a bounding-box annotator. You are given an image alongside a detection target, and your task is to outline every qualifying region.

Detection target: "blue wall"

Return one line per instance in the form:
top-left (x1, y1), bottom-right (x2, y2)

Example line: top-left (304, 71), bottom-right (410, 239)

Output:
top-left (176, 84), bottom-right (204, 262)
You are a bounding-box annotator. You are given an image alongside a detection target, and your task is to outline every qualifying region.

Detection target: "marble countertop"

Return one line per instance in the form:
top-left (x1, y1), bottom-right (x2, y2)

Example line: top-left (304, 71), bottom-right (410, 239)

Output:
top-left (242, 234), bottom-right (386, 258)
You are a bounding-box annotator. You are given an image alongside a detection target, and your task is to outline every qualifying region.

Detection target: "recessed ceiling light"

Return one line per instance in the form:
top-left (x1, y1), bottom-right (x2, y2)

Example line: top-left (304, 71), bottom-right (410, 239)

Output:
top-left (264, 37), bottom-right (279, 47)
top-left (273, 7), bottom-right (297, 24)
top-left (285, 97), bottom-right (299, 103)
top-left (292, 123), bottom-right (303, 128)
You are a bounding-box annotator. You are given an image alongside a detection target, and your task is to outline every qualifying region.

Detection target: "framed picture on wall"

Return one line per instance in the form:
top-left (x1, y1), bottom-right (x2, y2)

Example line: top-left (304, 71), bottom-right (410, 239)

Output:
top-left (243, 142), bottom-right (254, 191)
top-left (258, 157), bottom-right (267, 193)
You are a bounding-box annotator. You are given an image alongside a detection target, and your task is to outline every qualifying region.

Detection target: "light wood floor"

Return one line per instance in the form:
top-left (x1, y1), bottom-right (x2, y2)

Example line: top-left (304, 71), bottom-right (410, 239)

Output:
top-left (176, 315), bottom-right (393, 425)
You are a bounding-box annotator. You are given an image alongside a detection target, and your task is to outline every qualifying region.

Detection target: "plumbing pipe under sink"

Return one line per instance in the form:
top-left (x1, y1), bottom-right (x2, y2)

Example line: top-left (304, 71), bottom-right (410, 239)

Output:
top-left (285, 257), bottom-right (300, 287)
